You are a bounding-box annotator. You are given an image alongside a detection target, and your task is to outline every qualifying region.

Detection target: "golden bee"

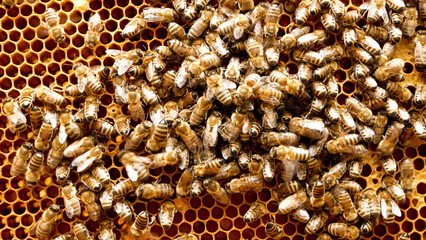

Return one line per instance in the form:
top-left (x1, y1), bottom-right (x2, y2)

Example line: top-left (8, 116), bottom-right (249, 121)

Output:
top-left (400, 158), bottom-right (415, 193)
top-left (80, 171), bottom-right (102, 192)
top-left (71, 145), bottom-right (105, 173)
top-left (188, 7), bottom-right (214, 41)
top-left (98, 219), bottom-right (116, 240)
top-left (217, 13), bottom-right (252, 40)
top-left (264, 3), bottom-right (281, 37)
top-left (414, 30), bottom-right (426, 69)
top-left (18, 87), bottom-right (34, 110)
top-left (202, 111), bottom-right (222, 148)
top-left (63, 136), bottom-right (97, 158)
top-left (73, 63), bottom-right (103, 94)
top-left (279, 26), bottom-right (310, 50)
top-left (310, 180), bottom-right (325, 208)
top-left (265, 220), bottom-right (284, 239)
top-left (321, 161), bottom-right (347, 188)
top-left (289, 117), bottom-right (326, 139)
top-left (293, 49), bottom-right (326, 66)
top-left (333, 187), bottom-right (358, 222)
top-left (277, 189), bottom-right (307, 214)
top-left (360, 0), bottom-right (388, 23)
top-left (305, 210), bottom-right (328, 234)
top-left (100, 187), bottom-right (113, 211)
top-left (44, 8), bottom-right (66, 44)
top-left (118, 150), bottom-right (150, 182)
top-left (377, 121), bottom-right (404, 156)
top-left (58, 109), bottom-right (83, 143)
top-left (91, 161), bottom-right (110, 186)
top-left (122, 16), bottom-right (146, 39)
top-left (136, 182), bottom-right (174, 200)
top-left (328, 222), bottom-right (360, 240)
top-left (214, 162), bottom-right (240, 181)
top-left (379, 189), bottom-right (402, 224)
top-left (345, 97), bottom-right (374, 124)
top-left (158, 200), bottom-right (177, 230)
top-left (126, 85), bottom-right (145, 122)
top-left (30, 204), bottom-right (61, 239)
top-left (2, 98), bottom-right (27, 133)
top-left (79, 187), bottom-right (102, 222)
top-left (85, 12), bottom-right (103, 48)
top-left (175, 119), bottom-right (203, 154)
top-left (204, 178), bottom-right (230, 205)
top-left (90, 119), bottom-right (116, 137)
top-left (124, 121), bottom-right (153, 151)
top-left (225, 175), bottom-right (263, 193)
top-left (55, 160), bottom-right (71, 183)
top-left (62, 181), bottom-right (81, 219)
top-left (190, 178), bottom-right (205, 197)
top-left (176, 167), bottom-right (195, 197)
top-left (106, 49), bottom-right (143, 76)
top-left (243, 202), bottom-right (266, 223)
top-left (73, 222), bottom-right (94, 240)
top-left (11, 142), bottom-right (33, 177)
top-left (143, 7), bottom-right (178, 23)
top-left (34, 119), bottom-right (53, 152)
top-left (29, 106), bottom-right (43, 135)
top-left (382, 175), bottom-right (406, 204)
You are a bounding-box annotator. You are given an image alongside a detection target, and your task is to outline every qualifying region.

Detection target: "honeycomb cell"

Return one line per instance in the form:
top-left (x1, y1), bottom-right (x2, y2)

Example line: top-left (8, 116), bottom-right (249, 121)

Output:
top-left (0, 77), bottom-right (12, 90)
top-left (414, 158), bottom-right (424, 171)
top-left (1, 17), bottom-right (13, 30)
top-left (15, 16), bottom-right (27, 29)
top-left (402, 221), bottom-right (413, 233)
top-left (415, 219), bottom-right (425, 231)
top-left (17, 188), bottom-right (31, 201)
top-left (4, 41), bottom-right (16, 54)
top-left (4, 190), bottom-right (17, 203)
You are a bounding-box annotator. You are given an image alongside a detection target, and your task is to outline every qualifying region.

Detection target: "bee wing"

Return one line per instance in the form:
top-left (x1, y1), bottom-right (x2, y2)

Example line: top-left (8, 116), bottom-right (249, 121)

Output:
top-left (391, 200), bottom-right (402, 217)
top-left (115, 83), bottom-right (128, 104)
top-left (125, 164), bottom-right (139, 182)
top-left (64, 198), bottom-right (75, 218)
top-left (204, 124), bottom-right (219, 148)
top-left (114, 202), bottom-right (124, 214)
top-left (242, 117), bottom-right (251, 134)
top-left (223, 79), bottom-right (237, 90)
top-left (77, 155), bottom-right (97, 173)
top-left (221, 145), bottom-right (231, 160)
top-left (260, 95), bottom-right (281, 106)
top-left (45, 110), bottom-right (58, 129)
top-left (106, 49), bottom-right (124, 56)
top-left (282, 160), bottom-right (297, 181)
top-left (29, 217), bottom-right (42, 237)
top-left (175, 66), bottom-right (188, 89)
top-left (71, 150), bottom-right (91, 168)
top-left (206, 87), bottom-right (215, 101)
top-left (143, 14), bottom-right (163, 22)
top-left (90, 65), bottom-right (104, 74)
top-left (380, 198), bottom-right (389, 218)
top-left (88, 13), bottom-right (103, 32)
top-left (359, 2), bottom-right (370, 11)
top-left (146, 61), bottom-right (155, 81)
top-left (413, 121), bottom-right (425, 134)
top-left (211, 38), bottom-right (228, 56)
top-left (234, 26), bottom-right (245, 40)
top-left (8, 122), bottom-right (16, 133)
top-left (123, 22), bottom-right (138, 34)
top-left (265, 111), bottom-right (278, 128)
top-left (59, 124), bottom-right (68, 144)
top-left (378, 6), bottom-right (389, 24)
top-left (100, 189), bottom-right (113, 210)
top-left (117, 58), bottom-right (134, 76)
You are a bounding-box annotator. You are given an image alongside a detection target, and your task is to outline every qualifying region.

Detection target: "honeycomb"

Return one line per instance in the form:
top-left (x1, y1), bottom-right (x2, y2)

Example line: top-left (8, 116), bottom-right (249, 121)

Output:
top-left (0, 0), bottom-right (425, 239)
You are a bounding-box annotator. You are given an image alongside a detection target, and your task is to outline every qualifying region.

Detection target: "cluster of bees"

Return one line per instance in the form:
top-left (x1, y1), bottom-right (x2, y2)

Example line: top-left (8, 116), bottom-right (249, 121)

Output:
top-left (2, 0), bottom-right (426, 239)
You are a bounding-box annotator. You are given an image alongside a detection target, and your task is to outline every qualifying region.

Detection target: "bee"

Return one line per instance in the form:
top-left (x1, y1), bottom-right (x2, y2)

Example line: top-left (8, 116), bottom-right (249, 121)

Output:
top-left (244, 202), bottom-right (266, 223)
top-left (414, 31), bottom-right (426, 69)
top-left (63, 136), bottom-right (97, 158)
top-left (313, 61), bottom-right (338, 80)
top-left (374, 58), bottom-right (405, 82)
top-left (195, 0), bottom-right (210, 10)
top-left (91, 161), bottom-right (110, 186)
top-left (143, 7), bottom-right (178, 23)
top-left (122, 16), bottom-right (146, 39)
top-left (293, 49), bottom-right (326, 66)
top-left (125, 85), bottom-right (145, 122)
top-left (177, 92), bottom-right (198, 110)
top-left (317, 233), bottom-right (332, 240)
top-left (272, 181), bottom-right (302, 200)
top-left (352, 63), bottom-right (370, 80)
top-left (53, 234), bottom-right (73, 240)
top-left (124, 121), bottom-right (152, 151)
top-left (360, 0), bottom-right (389, 23)
top-left (321, 161), bottom-right (347, 189)
top-left (356, 193), bottom-right (371, 220)
top-left (371, 110), bottom-right (387, 144)
top-left (321, 12), bottom-right (337, 32)
top-left (377, 121), bottom-right (404, 156)
top-left (189, 52), bottom-right (222, 78)
top-left (202, 111), bottom-right (222, 148)
top-left (248, 154), bottom-right (262, 175)
top-left (158, 201), bottom-right (177, 231)
top-left (175, 119), bottom-right (203, 154)
top-left (98, 219), bottom-right (116, 240)
top-left (55, 160), bottom-right (71, 183)
top-left (188, 7), bottom-right (214, 41)
top-left (190, 178), bottom-right (205, 197)
top-left (219, 107), bottom-right (247, 142)
top-left (294, 0), bottom-right (311, 25)
top-left (237, 0), bottom-right (254, 11)
top-left (387, 24), bottom-right (402, 43)
top-left (79, 187), bottom-right (102, 221)
top-left (264, 3), bottom-right (281, 37)
top-left (145, 118), bottom-right (168, 153)
top-left (112, 179), bottom-right (137, 200)
top-left (2, 0), bottom-right (15, 8)
top-left (71, 145), bottom-right (105, 173)
top-left (339, 106), bottom-right (356, 132)
top-left (402, 3), bottom-right (417, 37)
top-left (168, 39), bottom-right (196, 58)
top-left (11, 142), bottom-right (33, 177)
top-left (346, 46), bottom-right (374, 65)
top-left (341, 10), bottom-right (361, 26)
top-left (106, 49), bottom-right (143, 76)
top-left (44, 8), bottom-right (66, 44)
top-left (18, 87), bottom-right (34, 110)
top-left (292, 207), bottom-right (310, 223)
top-left (184, 4), bottom-right (197, 21)
top-left (34, 120), bottom-right (53, 152)
top-left (270, 145), bottom-right (311, 161)
top-left (166, 22), bottom-right (186, 42)
top-left (328, 223), bottom-right (360, 240)
top-left (333, 187), bottom-right (358, 222)
top-left (35, 85), bottom-right (67, 106)
top-left (277, 190), bottom-right (307, 214)
top-left (261, 132), bottom-right (300, 147)
top-left (305, 210), bottom-right (328, 234)
top-left (382, 175), bottom-right (406, 203)
top-left (340, 179), bottom-right (363, 195)
top-left (58, 109), bottom-right (83, 143)
top-left (297, 29), bottom-right (327, 49)
top-left (355, 29), bottom-right (382, 56)
top-left (279, 26), bottom-right (310, 50)
top-left (85, 12), bottom-right (103, 48)
top-left (379, 189), bottom-right (402, 224)
top-left (319, 45), bottom-right (345, 62)
top-left (363, 24), bottom-right (388, 42)
top-left (29, 106), bottom-right (43, 135)
top-left (324, 100), bottom-right (340, 123)
top-left (310, 180), bottom-right (325, 208)
top-left (130, 211), bottom-right (152, 238)
top-left (100, 186), bottom-right (113, 211)
top-left (118, 150), bottom-right (150, 182)
top-left (218, 13), bottom-right (252, 40)
top-left (261, 103), bottom-right (278, 131)
top-left (205, 31), bottom-right (230, 59)
top-left (83, 95), bottom-right (100, 122)
top-left (326, 134), bottom-right (362, 154)
top-left (2, 98), bottom-right (27, 133)
top-left (112, 112), bottom-right (130, 136)
top-left (414, 84), bottom-right (426, 105)
top-left (173, 0), bottom-right (186, 12)
top-left (73, 222), bottom-right (94, 240)
top-left (90, 119), bottom-right (116, 137)
top-left (74, 63), bottom-right (104, 94)
top-left (265, 221), bottom-right (284, 239)
top-left (349, 160), bottom-right (363, 179)
top-left (176, 168), bottom-right (195, 197)
top-left (309, 0), bottom-right (322, 16)
top-left (62, 181), bottom-right (81, 219)
top-left (289, 117), bottom-right (326, 139)
top-left (163, 101), bottom-right (179, 126)
top-left (30, 204), bottom-right (61, 239)
top-left (346, 97), bottom-right (374, 124)
top-left (135, 182), bottom-right (174, 200)
top-left (174, 234), bottom-right (199, 240)
top-left (214, 162), bottom-right (240, 181)
top-left (324, 191), bottom-right (342, 216)
top-left (269, 70), bottom-right (304, 96)
top-left (204, 178), bottom-right (230, 205)
top-left (225, 175), bottom-right (263, 193)
top-left (47, 135), bottom-right (67, 170)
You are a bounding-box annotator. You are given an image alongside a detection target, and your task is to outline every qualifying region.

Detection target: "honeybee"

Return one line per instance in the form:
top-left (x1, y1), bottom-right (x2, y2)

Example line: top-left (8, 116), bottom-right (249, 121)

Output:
top-left (174, 119), bottom-right (203, 154)
top-left (321, 12), bottom-right (337, 32)
top-left (263, 155), bottom-right (276, 181)
top-left (189, 178), bottom-right (204, 197)
top-left (2, 98), bottom-right (27, 133)
top-left (289, 117), bottom-right (326, 139)
top-left (62, 181), bottom-right (81, 219)
top-left (176, 168), bottom-right (194, 197)
top-left (55, 160), bottom-right (71, 183)
top-left (47, 135), bottom-right (67, 170)
top-left (245, 36), bottom-right (268, 70)
top-left (294, 0), bottom-right (311, 25)
top-left (401, 4), bottom-right (417, 37)
top-left (321, 161), bottom-right (346, 189)
top-left (80, 171), bottom-right (102, 192)
top-left (130, 211), bottom-right (153, 238)
top-left (18, 87), bottom-right (34, 110)
top-left (158, 200), bottom-right (177, 231)
top-left (324, 191), bottom-right (342, 216)
top-left (310, 180), bottom-right (325, 208)
top-left (34, 120), bottom-right (53, 152)
top-left (44, 8), bottom-right (66, 44)
top-left (124, 121), bottom-right (152, 151)
top-left (277, 189), bottom-right (307, 214)
top-left (71, 145), bottom-right (105, 173)
top-left (85, 12), bottom-right (103, 48)
top-left (35, 85), bottom-right (67, 106)
top-left (122, 16), bottom-right (146, 39)
top-left (243, 202), bottom-right (266, 223)
top-left (204, 178), bottom-right (230, 205)
top-left (360, 0), bottom-right (389, 23)
top-left (117, 150), bottom-right (150, 182)
top-left (79, 187), bottom-right (102, 221)
top-left (377, 121), bottom-right (404, 156)
top-left (261, 132), bottom-right (300, 147)
top-left (297, 29), bottom-right (327, 49)
top-left (264, 3), bottom-right (281, 37)
top-left (29, 106), bottom-right (43, 135)
top-left (58, 110), bottom-right (83, 143)
top-left (324, 100), bottom-right (340, 123)
top-left (293, 49), bottom-right (326, 66)
top-left (313, 61), bottom-right (338, 80)
top-left (183, 3), bottom-right (197, 21)
top-left (100, 186), bottom-right (113, 211)
top-left (106, 49), bottom-right (143, 76)
top-left (30, 204), bottom-right (61, 239)
top-left (168, 39), bottom-right (196, 58)
top-left (279, 26), bottom-right (310, 50)
top-left (346, 45), bottom-right (374, 64)
top-left (345, 97), bottom-right (374, 124)
top-left (189, 52), bottom-right (222, 78)
top-left (143, 7), bottom-right (178, 23)
top-left (98, 219), bottom-right (116, 240)
top-left (214, 162), bottom-right (240, 181)
top-left (202, 111), bottom-right (222, 148)
top-left (11, 142), bottom-right (33, 177)
top-left (218, 13), bottom-right (252, 40)
top-left (90, 119), bottom-right (116, 137)
top-left (83, 95), bottom-right (100, 122)
top-left (88, 161), bottom-right (109, 187)
top-left (135, 182), bottom-right (174, 200)
top-left (297, 63), bottom-right (313, 83)
top-left (328, 223), bottom-right (360, 240)
top-left (125, 85), bottom-right (144, 122)
top-left (272, 181), bottom-right (302, 200)
top-left (414, 30), bottom-right (426, 69)
top-left (333, 187), bottom-right (358, 222)
top-left (341, 9), bottom-right (361, 26)
top-left (382, 175), bottom-right (406, 203)
top-left (205, 31), bottom-right (230, 59)
top-left (111, 112), bottom-right (130, 136)
top-left (265, 220), bottom-right (284, 239)
top-left (73, 222), bottom-right (94, 240)
top-left (63, 136), bottom-right (96, 158)
top-left (305, 210), bottom-right (328, 234)
top-left (219, 107), bottom-right (247, 142)
top-left (374, 58), bottom-right (405, 82)
top-left (326, 134), bottom-right (362, 154)
top-left (400, 158), bottom-right (415, 194)
top-left (53, 234), bottom-right (73, 240)
top-left (74, 63), bottom-right (104, 94)
top-left (188, 7), bottom-right (214, 41)
top-left (379, 189), bottom-right (402, 224)
top-left (174, 234), bottom-right (199, 240)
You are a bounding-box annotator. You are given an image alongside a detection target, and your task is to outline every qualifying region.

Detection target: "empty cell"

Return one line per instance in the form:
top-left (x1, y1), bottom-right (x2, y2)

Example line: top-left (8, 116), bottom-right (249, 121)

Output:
top-left (104, 0), bottom-right (116, 8)
top-left (3, 41), bottom-right (16, 53)
top-left (36, 27), bottom-right (49, 39)
top-left (64, 24), bottom-right (77, 36)
top-left (12, 53), bottom-right (24, 66)
top-left (229, 230), bottom-right (241, 239)
top-left (402, 221), bottom-right (413, 232)
top-left (0, 30), bottom-right (7, 42)
top-left (12, 202), bottom-right (26, 215)
top-left (42, 75), bottom-right (55, 86)
top-left (231, 193), bottom-right (244, 205)
top-left (405, 147), bottom-right (417, 158)
top-left (155, 27), bottom-right (168, 39)
top-left (337, 93), bottom-right (348, 105)
top-left (206, 220), bottom-right (219, 232)
top-left (18, 40), bottom-right (31, 53)
top-left (193, 221), bottom-right (205, 233)
top-left (287, 63), bottom-right (298, 74)
top-left (13, 77), bottom-right (27, 89)
top-left (5, 66), bottom-right (17, 78)
top-left (81, 47), bottom-right (94, 59)
top-left (100, 32), bottom-right (112, 45)
top-left (190, 197), bottom-right (201, 209)
top-left (150, 225), bottom-right (163, 238)
top-left (112, 8), bottom-right (124, 20)
top-left (9, 30), bottom-right (20, 42)
top-left (198, 208), bottom-right (210, 220)
top-left (122, 42), bottom-right (135, 51)
top-left (418, 183), bottom-right (426, 194)
top-left (419, 144), bottom-right (426, 157)
top-left (141, 29), bottom-right (154, 40)
top-left (220, 218), bottom-right (232, 231)
top-left (1, 17), bottom-right (13, 30)
top-left (165, 225), bottom-right (178, 237)
top-left (106, 19), bottom-right (118, 31)
top-left (15, 16), bottom-right (27, 29)
top-left (113, 32), bottom-right (125, 43)
top-left (414, 158), bottom-right (424, 171)
top-left (393, 149), bottom-right (404, 161)
top-left (125, 6), bottom-right (137, 17)
top-left (226, 206), bottom-right (238, 218)
top-left (179, 222), bottom-right (191, 233)
top-left (202, 195), bottom-right (215, 208)
top-left (67, 48), bottom-right (80, 60)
